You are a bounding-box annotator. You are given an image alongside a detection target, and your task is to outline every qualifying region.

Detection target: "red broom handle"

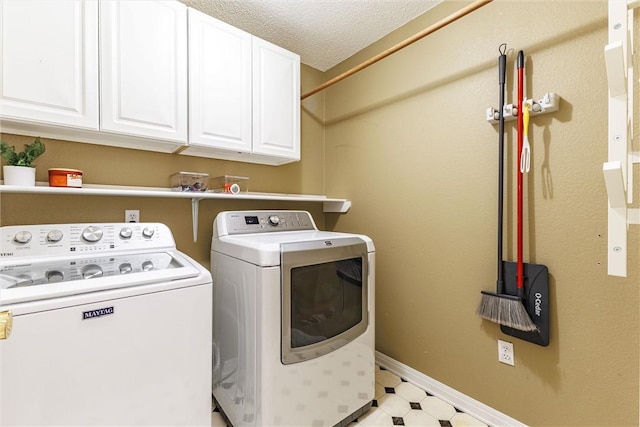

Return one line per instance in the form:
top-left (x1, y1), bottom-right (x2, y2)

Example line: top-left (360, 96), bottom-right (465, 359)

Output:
top-left (516, 51), bottom-right (524, 293)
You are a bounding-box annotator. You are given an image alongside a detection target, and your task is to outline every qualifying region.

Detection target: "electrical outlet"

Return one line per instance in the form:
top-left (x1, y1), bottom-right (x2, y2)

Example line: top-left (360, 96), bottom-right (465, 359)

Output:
top-left (125, 210), bottom-right (140, 223)
top-left (498, 339), bottom-right (514, 366)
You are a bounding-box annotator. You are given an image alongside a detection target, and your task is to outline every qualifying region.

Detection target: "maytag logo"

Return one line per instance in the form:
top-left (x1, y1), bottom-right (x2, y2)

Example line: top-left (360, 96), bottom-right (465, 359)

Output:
top-left (0, 252), bottom-right (14, 257)
top-left (82, 307), bottom-right (114, 320)
top-left (324, 241), bottom-right (333, 246)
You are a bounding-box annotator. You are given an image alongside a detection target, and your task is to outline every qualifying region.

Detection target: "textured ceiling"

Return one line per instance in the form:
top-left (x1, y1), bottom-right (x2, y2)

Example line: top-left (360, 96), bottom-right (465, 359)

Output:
top-left (181, 0), bottom-right (443, 71)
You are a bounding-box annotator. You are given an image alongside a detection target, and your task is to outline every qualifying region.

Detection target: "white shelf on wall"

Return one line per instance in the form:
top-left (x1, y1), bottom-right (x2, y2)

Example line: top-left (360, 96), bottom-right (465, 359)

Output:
top-left (0, 183), bottom-right (352, 241)
top-left (0, 182), bottom-right (351, 210)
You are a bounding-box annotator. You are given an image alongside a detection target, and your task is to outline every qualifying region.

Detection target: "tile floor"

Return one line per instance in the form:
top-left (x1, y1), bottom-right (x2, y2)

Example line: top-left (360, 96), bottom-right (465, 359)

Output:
top-left (211, 364), bottom-right (489, 427)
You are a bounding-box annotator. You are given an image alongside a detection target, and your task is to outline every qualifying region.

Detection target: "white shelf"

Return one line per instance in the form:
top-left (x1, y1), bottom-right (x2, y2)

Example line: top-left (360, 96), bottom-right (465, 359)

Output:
top-left (0, 183), bottom-right (351, 210)
top-left (0, 183), bottom-right (352, 241)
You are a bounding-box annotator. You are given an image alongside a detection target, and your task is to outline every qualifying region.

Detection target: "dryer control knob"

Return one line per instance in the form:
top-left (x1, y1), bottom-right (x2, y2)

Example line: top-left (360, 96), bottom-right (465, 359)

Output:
top-left (268, 215), bottom-right (280, 226)
top-left (82, 226), bottom-right (103, 243)
top-left (13, 231), bottom-right (32, 244)
top-left (142, 227), bottom-right (155, 238)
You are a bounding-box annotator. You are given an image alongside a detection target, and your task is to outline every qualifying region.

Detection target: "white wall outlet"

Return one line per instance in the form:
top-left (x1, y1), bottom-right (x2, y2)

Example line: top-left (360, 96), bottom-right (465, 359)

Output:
top-left (125, 209), bottom-right (140, 223)
top-left (498, 339), bottom-right (514, 366)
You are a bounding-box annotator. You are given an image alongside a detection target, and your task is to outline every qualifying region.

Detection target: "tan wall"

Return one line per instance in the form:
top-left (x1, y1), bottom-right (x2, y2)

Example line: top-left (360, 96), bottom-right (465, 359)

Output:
top-left (0, 64), bottom-right (326, 267)
top-left (2, 3), bottom-right (638, 426)
top-left (321, 1), bottom-right (638, 426)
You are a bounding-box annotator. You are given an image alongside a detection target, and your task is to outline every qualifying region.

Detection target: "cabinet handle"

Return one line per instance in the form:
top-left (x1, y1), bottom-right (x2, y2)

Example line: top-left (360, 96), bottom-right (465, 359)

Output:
top-left (0, 311), bottom-right (13, 340)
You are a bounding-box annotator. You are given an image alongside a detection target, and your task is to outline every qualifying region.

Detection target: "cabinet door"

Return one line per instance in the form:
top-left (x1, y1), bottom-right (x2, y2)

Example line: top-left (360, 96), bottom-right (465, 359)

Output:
top-left (0, 0), bottom-right (98, 129)
top-left (100, 1), bottom-right (187, 143)
top-left (188, 8), bottom-right (252, 153)
top-left (252, 37), bottom-right (300, 161)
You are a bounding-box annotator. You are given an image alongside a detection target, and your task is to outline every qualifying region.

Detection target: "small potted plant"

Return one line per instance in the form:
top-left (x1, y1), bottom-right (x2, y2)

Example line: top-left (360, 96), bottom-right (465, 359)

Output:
top-left (1, 137), bottom-right (46, 186)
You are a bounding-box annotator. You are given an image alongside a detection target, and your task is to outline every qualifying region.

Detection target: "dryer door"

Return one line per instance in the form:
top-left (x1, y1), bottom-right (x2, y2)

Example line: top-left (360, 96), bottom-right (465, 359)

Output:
top-left (280, 237), bottom-right (368, 365)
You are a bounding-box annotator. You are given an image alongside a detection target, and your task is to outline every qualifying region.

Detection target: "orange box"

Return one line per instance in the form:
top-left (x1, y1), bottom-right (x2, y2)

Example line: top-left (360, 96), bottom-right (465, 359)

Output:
top-left (48, 168), bottom-right (83, 188)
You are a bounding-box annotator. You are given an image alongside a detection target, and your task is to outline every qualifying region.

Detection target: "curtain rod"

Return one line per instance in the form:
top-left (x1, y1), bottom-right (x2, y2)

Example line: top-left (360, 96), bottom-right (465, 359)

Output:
top-left (301, 0), bottom-right (493, 100)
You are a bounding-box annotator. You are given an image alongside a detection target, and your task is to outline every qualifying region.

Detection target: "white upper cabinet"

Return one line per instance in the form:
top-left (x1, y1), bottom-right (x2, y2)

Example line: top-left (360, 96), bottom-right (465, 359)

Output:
top-left (252, 37), bottom-right (300, 162)
top-left (187, 8), bottom-right (252, 153)
top-left (0, 0), bottom-right (99, 129)
top-left (100, 1), bottom-right (188, 144)
top-left (0, 1), bottom-right (298, 165)
top-left (183, 9), bottom-right (300, 165)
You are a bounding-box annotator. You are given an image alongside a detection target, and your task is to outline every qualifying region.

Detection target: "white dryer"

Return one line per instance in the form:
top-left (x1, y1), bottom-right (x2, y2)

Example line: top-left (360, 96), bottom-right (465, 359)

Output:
top-left (211, 210), bottom-right (375, 427)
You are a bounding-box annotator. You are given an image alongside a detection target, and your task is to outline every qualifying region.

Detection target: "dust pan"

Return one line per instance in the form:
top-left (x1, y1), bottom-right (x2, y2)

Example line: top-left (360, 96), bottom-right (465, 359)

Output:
top-left (501, 261), bottom-right (550, 346)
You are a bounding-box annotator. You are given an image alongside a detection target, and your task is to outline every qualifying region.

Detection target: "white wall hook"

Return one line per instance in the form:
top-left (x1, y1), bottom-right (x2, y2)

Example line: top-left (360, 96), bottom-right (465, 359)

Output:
top-left (537, 93), bottom-right (560, 113)
top-left (604, 41), bottom-right (627, 97)
top-left (485, 106), bottom-right (499, 122)
top-left (603, 161), bottom-right (627, 208)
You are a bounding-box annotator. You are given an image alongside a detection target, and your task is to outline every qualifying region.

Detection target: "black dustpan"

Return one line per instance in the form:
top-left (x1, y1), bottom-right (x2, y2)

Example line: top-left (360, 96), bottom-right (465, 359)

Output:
top-left (501, 261), bottom-right (550, 346)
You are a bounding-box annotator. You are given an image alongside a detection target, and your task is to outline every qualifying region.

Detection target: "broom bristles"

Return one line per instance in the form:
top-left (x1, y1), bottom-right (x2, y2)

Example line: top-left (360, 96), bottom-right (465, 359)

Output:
top-left (476, 292), bottom-right (538, 332)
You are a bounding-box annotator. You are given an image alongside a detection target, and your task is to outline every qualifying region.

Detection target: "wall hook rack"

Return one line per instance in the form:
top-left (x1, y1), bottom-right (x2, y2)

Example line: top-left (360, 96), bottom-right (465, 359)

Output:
top-left (485, 92), bottom-right (560, 124)
top-left (602, 0), bottom-right (638, 277)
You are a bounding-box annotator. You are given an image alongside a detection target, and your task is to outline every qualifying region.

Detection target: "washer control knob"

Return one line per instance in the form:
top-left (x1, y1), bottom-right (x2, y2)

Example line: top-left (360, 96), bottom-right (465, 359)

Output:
top-left (81, 226), bottom-right (103, 243)
top-left (46, 270), bottom-right (64, 283)
top-left (268, 215), bottom-right (280, 226)
top-left (46, 229), bottom-right (64, 243)
top-left (82, 264), bottom-right (103, 279)
top-left (119, 263), bottom-right (133, 274)
top-left (119, 227), bottom-right (133, 239)
top-left (142, 261), bottom-right (154, 272)
top-left (142, 227), bottom-right (155, 238)
top-left (13, 231), bottom-right (32, 244)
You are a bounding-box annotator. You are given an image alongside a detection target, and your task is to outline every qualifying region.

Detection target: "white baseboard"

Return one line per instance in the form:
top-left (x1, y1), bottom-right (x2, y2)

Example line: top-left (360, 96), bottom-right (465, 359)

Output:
top-left (375, 351), bottom-right (527, 427)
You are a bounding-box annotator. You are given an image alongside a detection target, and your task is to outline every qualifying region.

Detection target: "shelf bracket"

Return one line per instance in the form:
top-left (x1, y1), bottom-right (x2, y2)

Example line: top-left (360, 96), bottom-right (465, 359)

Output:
top-left (603, 0), bottom-right (636, 277)
top-left (323, 200), bottom-right (352, 213)
top-left (191, 197), bottom-right (203, 242)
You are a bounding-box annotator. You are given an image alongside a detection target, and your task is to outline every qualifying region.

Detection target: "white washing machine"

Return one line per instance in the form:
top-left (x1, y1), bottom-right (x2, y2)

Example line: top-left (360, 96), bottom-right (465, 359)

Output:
top-left (0, 222), bottom-right (212, 426)
top-left (211, 210), bottom-right (375, 427)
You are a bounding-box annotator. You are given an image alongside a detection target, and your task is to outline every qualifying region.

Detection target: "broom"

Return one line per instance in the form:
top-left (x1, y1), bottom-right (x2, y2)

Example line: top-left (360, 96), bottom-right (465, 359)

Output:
top-left (476, 47), bottom-right (537, 332)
